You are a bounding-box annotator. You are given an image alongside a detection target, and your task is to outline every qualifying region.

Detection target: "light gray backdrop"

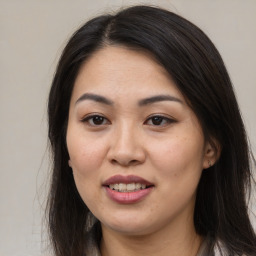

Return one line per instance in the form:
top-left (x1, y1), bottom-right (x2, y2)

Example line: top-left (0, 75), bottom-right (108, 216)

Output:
top-left (0, 0), bottom-right (255, 255)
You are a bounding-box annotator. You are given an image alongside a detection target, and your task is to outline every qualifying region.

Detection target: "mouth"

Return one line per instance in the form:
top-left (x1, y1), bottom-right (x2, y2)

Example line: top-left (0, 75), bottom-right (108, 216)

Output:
top-left (103, 174), bottom-right (154, 191)
top-left (108, 183), bottom-right (153, 192)
top-left (102, 175), bottom-right (154, 203)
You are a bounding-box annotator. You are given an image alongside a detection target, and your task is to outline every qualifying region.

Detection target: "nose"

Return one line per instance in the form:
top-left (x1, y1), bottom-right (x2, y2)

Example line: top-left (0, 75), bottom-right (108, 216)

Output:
top-left (107, 123), bottom-right (146, 167)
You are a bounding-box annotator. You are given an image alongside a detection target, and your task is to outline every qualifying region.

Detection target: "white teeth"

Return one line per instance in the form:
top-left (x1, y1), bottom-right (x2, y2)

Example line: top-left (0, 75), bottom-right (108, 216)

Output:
top-left (108, 183), bottom-right (148, 192)
top-left (119, 183), bottom-right (126, 191)
top-left (135, 183), bottom-right (141, 190)
top-left (127, 183), bottom-right (135, 191)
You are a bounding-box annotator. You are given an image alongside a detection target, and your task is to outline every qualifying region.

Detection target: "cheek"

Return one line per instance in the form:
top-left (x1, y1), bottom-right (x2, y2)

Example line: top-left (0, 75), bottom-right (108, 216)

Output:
top-left (67, 132), bottom-right (107, 173)
top-left (67, 136), bottom-right (108, 213)
top-left (148, 134), bottom-right (205, 179)
top-left (66, 132), bottom-right (108, 199)
top-left (148, 137), bottom-right (204, 214)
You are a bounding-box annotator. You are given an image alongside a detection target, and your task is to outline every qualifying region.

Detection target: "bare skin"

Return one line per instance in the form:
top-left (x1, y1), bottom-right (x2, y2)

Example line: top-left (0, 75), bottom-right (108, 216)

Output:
top-left (67, 46), bottom-right (217, 256)
top-left (101, 215), bottom-right (203, 256)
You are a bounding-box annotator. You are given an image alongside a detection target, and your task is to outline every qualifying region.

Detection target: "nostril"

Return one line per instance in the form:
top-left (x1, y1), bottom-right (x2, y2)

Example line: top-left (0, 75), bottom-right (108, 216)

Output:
top-left (110, 158), bottom-right (139, 166)
top-left (111, 159), bottom-right (118, 165)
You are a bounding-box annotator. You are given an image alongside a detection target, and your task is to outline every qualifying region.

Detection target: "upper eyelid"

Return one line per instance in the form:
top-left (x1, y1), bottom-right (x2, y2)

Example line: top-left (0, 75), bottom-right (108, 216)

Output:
top-left (80, 113), bottom-right (176, 124)
top-left (81, 114), bottom-right (111, 125)
top-left (144, 115), bottom-right (177, 126)
top-left (145, 114), bottom-right (176, 121)
top-left (81, 113), bottom-right (107, 120)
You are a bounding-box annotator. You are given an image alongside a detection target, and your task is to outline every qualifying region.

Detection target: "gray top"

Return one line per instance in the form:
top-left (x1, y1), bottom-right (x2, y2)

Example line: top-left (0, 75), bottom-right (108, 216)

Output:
top-left (84, 221), bottom-right (216, 256)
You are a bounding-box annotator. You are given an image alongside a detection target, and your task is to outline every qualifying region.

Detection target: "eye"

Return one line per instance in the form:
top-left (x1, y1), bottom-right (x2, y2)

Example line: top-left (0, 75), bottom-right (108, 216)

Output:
top-left (81, 114), bottom-right (110, 126)
top-left (145, 115), bottom-right (175, 126)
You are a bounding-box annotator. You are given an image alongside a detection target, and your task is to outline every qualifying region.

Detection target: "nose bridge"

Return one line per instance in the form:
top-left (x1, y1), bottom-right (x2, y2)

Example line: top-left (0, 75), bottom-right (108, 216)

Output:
top-left (108, 120), bottom-right (145, 166)
top-left (116, 120), bottom-right (135, 147)
top-left (113, 120), bottom-right (139, 155)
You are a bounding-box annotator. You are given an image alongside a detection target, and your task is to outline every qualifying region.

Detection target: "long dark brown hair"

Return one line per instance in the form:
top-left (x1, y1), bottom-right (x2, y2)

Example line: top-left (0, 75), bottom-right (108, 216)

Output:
top-left (47, 5), bottom-right (256, 256)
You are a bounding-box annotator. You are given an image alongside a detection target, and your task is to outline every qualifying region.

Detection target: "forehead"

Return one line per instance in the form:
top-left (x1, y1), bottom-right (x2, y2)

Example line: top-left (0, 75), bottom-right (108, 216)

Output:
top-left (71, 46), bottom-right (183, 101)
top-left (78, 45), bottom-right (169, 80)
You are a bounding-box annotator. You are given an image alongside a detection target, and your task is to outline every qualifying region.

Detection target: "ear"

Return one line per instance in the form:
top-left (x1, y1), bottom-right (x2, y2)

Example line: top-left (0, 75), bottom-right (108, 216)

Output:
top-left (203, 139), bottom-right (221, 169)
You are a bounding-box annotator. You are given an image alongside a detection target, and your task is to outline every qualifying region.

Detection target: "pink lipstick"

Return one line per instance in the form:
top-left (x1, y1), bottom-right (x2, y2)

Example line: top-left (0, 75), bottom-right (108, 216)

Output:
top-left (103, 175), bottom-right (154, 204)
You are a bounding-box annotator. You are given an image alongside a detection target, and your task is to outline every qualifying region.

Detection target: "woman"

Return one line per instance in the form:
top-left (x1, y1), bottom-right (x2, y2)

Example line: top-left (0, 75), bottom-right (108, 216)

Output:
top-left (47, 5), bottom-right (256, 256)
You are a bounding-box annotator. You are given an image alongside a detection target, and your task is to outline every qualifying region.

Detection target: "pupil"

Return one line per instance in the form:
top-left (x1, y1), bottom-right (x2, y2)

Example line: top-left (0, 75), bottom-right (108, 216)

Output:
top-left (93, 116), bottom-right (104, 125)
top-left (152, 116), bottom-right (162, 125)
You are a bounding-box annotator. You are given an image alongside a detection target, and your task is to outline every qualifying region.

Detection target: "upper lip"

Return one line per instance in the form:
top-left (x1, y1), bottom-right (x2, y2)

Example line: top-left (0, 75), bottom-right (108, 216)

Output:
top-left (103, 175), bottom-right (154, 186)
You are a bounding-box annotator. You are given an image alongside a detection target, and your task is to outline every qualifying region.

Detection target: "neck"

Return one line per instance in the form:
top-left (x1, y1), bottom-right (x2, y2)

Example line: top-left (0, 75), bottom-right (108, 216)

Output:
top-left (100, 220), bottom-right (203, 256)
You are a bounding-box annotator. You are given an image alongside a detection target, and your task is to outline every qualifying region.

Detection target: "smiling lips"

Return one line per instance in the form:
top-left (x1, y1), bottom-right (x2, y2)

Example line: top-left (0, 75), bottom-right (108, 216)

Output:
top-left (103, 175), bottom-right (154, 204)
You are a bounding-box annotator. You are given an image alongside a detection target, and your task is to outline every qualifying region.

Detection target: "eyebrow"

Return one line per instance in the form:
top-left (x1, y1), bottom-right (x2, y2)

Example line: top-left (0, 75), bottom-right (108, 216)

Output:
top-left (75, 93), bottom-right (183, 106)
top-left (138, 95), bottom-right (183, 106)
top-left (75, 93), bottom-right (114, 105)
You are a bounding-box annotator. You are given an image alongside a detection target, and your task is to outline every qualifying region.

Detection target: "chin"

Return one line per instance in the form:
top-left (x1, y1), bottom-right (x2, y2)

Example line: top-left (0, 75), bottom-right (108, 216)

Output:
top-left (100, 213), bottom-right (154, 236)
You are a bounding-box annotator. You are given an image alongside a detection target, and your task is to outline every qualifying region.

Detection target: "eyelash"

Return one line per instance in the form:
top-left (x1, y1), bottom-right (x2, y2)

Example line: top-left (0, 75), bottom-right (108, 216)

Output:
top-left (81, 114), bottom-right (110, 126)
top-left (81, 114), bottom-right (176, 127)
top-left (144, 115), bottom-right (176, 126)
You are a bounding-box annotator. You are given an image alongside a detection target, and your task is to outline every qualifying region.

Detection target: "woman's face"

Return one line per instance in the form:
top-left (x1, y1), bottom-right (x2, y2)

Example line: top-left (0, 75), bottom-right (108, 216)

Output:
top-left (67, 46), bottom-right (213, 236)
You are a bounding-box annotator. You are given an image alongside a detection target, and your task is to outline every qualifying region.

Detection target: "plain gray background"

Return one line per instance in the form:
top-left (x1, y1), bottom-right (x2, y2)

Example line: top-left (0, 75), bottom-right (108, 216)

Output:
top-left (0, 0), bottom-right (255, 255)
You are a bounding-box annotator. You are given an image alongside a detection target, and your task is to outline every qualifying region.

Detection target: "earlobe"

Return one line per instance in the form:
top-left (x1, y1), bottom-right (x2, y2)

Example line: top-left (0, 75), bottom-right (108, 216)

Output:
top-left (203, 148), bottom-right (215, 169)
top-left (203, 141), bottom-right (221, 169)
top-left (68, 160), bottom-right (72, 168)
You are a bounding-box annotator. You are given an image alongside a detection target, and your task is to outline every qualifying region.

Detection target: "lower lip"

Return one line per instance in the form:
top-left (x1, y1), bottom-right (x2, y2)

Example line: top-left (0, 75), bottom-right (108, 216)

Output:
top-left (104, 186), bottom-right (154, 204)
